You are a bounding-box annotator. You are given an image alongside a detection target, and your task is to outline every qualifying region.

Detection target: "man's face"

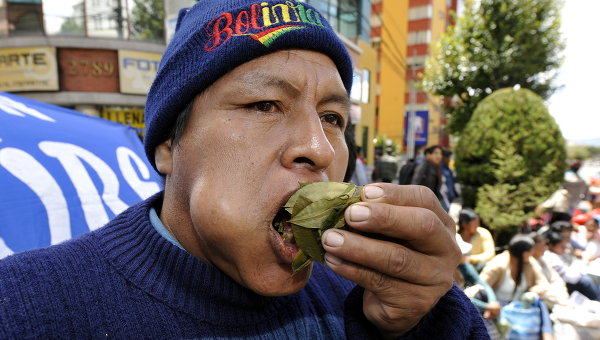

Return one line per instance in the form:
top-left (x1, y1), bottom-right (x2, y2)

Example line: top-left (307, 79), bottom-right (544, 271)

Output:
top-left (156, 50), bottom-right (350, 296)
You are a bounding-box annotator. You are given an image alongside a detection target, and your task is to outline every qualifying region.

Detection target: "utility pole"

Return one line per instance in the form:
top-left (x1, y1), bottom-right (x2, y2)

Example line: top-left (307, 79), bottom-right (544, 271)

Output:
top-left (407, 61), bottom-right (417, 159)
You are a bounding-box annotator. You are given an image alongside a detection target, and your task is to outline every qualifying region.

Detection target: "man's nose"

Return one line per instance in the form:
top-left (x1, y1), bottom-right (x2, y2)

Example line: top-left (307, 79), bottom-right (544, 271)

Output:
top-left (281, 113), bottom-right (336, 172)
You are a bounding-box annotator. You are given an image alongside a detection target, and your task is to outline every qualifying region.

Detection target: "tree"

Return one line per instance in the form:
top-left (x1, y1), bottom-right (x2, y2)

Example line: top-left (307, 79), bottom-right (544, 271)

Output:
top-left (130, 0), bottom-right (165, 42)
top-left (60, 17), bottom-right (84, 36)
top-left (421, 0), bottom-right (564, 134)
top-left (456, 88), bottom-right (566, 232)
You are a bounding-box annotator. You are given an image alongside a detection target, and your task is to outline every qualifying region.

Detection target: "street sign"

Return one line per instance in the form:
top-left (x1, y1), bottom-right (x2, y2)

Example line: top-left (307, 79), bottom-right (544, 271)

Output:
top-left (404, 110), bottom-right (429, 147)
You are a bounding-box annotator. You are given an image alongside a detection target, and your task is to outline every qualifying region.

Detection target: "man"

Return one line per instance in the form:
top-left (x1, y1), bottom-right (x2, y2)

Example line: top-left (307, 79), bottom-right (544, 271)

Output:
top-left (441, 148), bottom-right (459, 204)
top-left (0, 1), bottom-right (488, 339)
top-left (375, 147), bottom-right (398, 183)
top-left (411, 145), bottom-right (445, 210)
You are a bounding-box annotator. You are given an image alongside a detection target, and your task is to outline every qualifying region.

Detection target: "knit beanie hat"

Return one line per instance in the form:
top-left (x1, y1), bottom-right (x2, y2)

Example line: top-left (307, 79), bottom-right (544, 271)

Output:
top-left (144, 0), bottom-right (354, 171)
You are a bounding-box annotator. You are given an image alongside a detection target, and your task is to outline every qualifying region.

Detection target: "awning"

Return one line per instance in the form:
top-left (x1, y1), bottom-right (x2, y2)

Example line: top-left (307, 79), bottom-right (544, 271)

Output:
top-left (0, 92), bottom-right (162, 258)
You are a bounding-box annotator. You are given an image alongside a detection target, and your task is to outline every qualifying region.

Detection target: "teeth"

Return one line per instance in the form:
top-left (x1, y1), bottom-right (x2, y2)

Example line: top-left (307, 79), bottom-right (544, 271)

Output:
top-left (282, 230), bottom-right (295, 243)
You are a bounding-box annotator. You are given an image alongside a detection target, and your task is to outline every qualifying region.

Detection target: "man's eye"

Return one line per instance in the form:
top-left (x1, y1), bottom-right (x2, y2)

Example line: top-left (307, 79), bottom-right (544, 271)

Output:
top-left (252, 101), bottom-right (276, 112)
top-left (321, 113), bottom-right (344, 128)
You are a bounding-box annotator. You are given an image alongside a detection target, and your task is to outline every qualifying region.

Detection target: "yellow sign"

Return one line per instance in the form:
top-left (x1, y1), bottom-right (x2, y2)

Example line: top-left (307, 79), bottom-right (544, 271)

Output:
top-left (101, 107), bottom-right (145, 135)
top-left (0, 46), bottom-right (59, 91)
top-left (118, 50), bottom-right (162, 95)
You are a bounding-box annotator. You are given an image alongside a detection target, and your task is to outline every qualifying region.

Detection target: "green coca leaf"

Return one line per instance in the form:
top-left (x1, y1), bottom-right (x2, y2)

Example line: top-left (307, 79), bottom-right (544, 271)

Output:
top-left (292, 224), bottom-right (324, 263)
top-left (288, 197), bottom-right (348, 229)
top-left (286, 182), bottom-right (363, 272)
top-left (291, 249), bottom-right (311, 273)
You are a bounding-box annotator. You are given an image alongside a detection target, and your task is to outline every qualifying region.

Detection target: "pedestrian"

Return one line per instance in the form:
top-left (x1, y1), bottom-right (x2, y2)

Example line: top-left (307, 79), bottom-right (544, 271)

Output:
top-left (411, 145), bottom-right (446, 209)
top-left (0, 1), bottom-right (488, 339)
top-left (563, 160), bottom-right (589, 213)
top-left (375, 147), bottom-right (398, 183)
top-left (350, 146), bottom-right (369, 186)
top-left (441, 148), bottom-right (459, 203)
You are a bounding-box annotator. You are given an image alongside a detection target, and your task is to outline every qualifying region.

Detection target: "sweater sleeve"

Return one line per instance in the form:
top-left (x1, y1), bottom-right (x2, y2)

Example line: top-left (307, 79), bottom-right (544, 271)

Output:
top-left (344, 284), bottom-right (490, 340)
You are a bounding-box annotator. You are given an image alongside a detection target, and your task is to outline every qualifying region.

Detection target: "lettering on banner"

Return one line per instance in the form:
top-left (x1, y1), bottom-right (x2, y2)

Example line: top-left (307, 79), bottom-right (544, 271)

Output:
top-left (0, 147), bottom-right (71, 245)
top-left (0, 143), bottom-right (161, 250)
top-left (0, 95), bottom-right (55, 122)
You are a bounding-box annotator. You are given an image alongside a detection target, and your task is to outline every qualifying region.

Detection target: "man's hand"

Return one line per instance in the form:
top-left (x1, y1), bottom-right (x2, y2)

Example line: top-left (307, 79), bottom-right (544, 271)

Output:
top-left (321, 184), bottom-right (461, 338)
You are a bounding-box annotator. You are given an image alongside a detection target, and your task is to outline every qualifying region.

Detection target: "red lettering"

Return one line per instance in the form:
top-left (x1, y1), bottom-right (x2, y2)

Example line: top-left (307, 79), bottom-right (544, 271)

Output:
top-left (235, 11), bottom-right (250, 34)
top-left (204, 13), bottom-right (233, 51)
top-left (250, 3), bottom-right (264, 29)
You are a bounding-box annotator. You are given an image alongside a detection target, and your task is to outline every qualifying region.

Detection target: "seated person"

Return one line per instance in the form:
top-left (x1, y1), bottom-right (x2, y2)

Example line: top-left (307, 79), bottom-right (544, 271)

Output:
top-left (581, 216), bottom-right (600, 262)
top-left (480, 234), bottom-right (553, 339)
top-left (458, 208), bottom-right (496, 271)
top-left (530, 234), bottom-right (570, 309)
top-left (455, 234), bottom-right (501, 320)
top-left (543, 231), bottom-right (600, 301)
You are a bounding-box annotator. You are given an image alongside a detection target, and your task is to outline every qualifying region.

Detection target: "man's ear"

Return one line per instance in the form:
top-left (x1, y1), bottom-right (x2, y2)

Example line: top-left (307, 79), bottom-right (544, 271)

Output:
top-left (155, 140), bottom-right (174, 175)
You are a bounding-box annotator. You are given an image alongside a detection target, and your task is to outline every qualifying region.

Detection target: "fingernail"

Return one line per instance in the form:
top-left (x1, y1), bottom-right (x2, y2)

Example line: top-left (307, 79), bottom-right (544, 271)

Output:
top-left (364, 185), bottom-right (384, 199)
top-left (325, 254), bottom-right (343, 265)
top-left (349, 205), bottom-right (370, 222)
top-left (324, 231), bottom-right (344, 247)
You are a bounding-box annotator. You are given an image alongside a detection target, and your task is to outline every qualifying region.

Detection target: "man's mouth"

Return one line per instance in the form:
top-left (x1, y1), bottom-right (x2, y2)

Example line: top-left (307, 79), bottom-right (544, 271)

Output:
top-left (272, 209), bottom-right (296, 244)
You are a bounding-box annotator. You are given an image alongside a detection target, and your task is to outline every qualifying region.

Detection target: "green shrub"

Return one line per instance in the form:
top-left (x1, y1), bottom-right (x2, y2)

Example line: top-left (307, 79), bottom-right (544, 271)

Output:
top-left (455, 88), bottom-right (566, 231)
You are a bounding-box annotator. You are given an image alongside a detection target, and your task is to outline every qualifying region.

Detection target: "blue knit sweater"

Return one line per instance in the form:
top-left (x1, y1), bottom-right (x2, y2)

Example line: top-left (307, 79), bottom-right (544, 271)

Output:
top-left (0, 194), bottom-right (489, 339)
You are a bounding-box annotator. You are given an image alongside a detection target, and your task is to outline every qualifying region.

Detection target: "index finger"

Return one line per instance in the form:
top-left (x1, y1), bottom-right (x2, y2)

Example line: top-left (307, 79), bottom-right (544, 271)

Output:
top-left (361, 183), bottom-right (456, 231)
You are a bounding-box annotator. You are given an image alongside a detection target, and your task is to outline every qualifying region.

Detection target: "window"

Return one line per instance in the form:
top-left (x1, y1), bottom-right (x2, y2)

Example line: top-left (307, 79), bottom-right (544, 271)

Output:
top-left (408, 5), bottom-right (432, 21)
top-left (6, 0), bottom-right (44, 36)
top-left (306, 0), bottom-right (363, 41)
top-left (39, 0), bottom-right (165, 42)
top-left (407, 30), bottom-right (431, 45)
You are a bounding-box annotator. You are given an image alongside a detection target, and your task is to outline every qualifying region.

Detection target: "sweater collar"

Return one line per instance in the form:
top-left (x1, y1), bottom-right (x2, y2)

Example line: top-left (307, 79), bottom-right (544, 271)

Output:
top-left (96, 193), bottom-right (288, 325)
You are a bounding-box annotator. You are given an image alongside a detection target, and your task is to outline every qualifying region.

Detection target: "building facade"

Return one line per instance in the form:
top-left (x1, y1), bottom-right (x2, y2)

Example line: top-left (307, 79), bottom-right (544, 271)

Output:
top-left (370, 0), bottom-right (457, 156)
top-left (370, 0), bottom-right (409, 152)
top-left (0, 0), bottom-right (171, 136)
top-left (405, 0), bottom-right (457, 151)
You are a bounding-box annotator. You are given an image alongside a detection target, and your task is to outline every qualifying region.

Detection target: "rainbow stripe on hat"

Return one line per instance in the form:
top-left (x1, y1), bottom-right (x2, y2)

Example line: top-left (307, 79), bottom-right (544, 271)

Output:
top-left (250, 25), bottom-right (306, 47)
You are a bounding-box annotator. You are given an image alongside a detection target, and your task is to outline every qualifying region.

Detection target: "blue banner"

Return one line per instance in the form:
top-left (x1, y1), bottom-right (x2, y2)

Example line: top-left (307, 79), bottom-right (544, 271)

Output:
top-left (0, 92), bottom-right (162, 258)
top-left (403, 111), bottom-right (429, 146)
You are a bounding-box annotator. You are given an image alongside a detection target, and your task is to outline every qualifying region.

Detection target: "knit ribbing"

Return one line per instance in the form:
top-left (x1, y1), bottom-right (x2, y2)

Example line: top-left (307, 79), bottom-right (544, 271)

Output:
top-left (97, 193), bottom-right (291, 326)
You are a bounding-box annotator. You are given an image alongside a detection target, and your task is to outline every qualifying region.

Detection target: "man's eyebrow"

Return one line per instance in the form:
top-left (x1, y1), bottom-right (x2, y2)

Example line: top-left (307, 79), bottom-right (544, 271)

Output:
top-left (239, 71), bottom-right (300, 96)
top-left (319, 94), bottom-right (351, 113)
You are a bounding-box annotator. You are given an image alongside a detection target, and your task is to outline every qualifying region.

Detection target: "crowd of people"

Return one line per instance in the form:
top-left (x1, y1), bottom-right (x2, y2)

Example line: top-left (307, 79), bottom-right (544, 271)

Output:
top-left (368, 144), bottom-right (458, 212)
top-left (366, 146), bottom-right (600, 339)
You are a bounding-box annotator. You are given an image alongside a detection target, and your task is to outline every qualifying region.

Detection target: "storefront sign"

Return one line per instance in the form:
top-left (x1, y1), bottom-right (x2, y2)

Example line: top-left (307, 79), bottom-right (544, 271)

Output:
top-left (0, 46), bottom-right (58, 92)
top-left (58, 48), bottom-right (119, 92)
top-left (101, 107), bottom-right (145, 136)
top-left (118, 50), bottom-right (162, 95)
